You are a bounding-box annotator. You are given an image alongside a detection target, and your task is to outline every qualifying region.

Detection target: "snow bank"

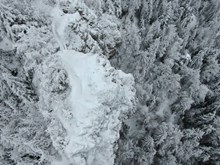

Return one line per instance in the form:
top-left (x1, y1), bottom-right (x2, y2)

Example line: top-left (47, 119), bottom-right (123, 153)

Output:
top-left (49, 50), bottom-right (135, 165)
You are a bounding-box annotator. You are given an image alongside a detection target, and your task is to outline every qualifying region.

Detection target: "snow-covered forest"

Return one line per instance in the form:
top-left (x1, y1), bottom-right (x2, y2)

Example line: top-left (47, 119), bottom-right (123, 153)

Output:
top-left (0, 0), bottom-right (220, 164)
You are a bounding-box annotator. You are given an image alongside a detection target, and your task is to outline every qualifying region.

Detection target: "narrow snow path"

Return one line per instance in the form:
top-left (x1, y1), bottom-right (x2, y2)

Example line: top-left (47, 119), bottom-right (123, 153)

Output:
top-left (55, 50), bottom-right (116, 165)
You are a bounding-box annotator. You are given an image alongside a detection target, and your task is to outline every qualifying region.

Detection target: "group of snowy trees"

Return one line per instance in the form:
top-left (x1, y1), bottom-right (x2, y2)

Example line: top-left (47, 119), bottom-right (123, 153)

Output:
top-left (0, 0), bottom-right (66, 164)
top-left (111, 0), bottom-right (220, 164)
top-left (0, 0), bottom-right (220, 164)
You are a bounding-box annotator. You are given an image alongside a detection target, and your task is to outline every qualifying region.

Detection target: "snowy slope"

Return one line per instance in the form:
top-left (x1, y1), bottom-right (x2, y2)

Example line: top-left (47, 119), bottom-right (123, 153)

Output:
top-left (48, 50), bottom-right (135, 165)
top-left (48, 2), bottom-right (136, 164)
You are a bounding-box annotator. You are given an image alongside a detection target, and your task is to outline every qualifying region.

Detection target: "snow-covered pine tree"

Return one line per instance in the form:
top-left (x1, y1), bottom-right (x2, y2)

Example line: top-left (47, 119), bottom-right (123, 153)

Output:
top-left (112, 0), bottom-right (220, 164)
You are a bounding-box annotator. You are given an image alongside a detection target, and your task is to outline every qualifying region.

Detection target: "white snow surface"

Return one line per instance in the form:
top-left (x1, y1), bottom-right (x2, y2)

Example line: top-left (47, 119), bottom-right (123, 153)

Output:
top-left (51, 5), bottom-right (79, 50)
top-left (49, 50), bottom-right (135, 165)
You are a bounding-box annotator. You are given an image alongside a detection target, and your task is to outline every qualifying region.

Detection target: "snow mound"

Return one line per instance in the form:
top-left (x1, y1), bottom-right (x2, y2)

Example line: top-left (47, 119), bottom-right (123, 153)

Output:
top-left (50, 50), bottom-right (135, 165)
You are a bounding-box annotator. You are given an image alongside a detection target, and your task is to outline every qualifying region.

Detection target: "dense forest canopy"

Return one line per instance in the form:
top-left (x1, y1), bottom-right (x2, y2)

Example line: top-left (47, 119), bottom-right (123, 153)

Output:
top-left (0, 0), bottom-right (220, 165)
